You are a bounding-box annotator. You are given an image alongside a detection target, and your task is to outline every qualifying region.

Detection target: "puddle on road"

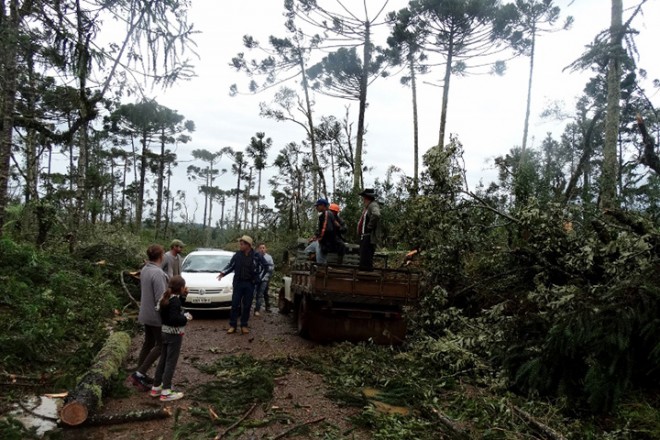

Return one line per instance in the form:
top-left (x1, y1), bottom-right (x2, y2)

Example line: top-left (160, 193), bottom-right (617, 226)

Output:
top-left (362, 387), bottom-right (411, 416)
top-left (7, 395), bottom-right (61, 437)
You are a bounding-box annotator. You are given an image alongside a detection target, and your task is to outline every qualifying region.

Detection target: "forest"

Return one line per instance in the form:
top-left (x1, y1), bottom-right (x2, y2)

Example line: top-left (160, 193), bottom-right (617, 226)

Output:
top-left (1, 0), bottom-right (660, 438)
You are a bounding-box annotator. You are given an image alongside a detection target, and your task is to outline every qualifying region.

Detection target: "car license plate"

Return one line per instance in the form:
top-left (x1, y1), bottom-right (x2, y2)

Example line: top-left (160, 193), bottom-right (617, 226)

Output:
top-left (191, 297), bottom-right (211, 304)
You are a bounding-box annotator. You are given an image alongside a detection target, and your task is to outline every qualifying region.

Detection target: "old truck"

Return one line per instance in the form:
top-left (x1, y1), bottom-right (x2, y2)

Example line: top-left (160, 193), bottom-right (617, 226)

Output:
top-left (278, 241), bottom-right (420, 344)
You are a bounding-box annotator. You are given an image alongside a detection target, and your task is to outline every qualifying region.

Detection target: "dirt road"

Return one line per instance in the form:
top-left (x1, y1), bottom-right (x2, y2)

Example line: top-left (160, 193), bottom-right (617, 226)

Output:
top-left (61, 308), bottom-right (368, 440)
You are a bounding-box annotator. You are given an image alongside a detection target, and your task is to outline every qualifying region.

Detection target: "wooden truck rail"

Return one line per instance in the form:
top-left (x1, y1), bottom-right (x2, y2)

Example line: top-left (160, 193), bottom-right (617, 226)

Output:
top-left (280, 254), bottom-right (420, 344)
top-left (290, 262), bottom-right (419, 304)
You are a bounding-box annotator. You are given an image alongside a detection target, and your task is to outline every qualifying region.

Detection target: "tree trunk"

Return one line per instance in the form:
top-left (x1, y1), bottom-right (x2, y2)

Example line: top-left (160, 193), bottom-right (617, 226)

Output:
top-left (135, 130), bottom-right (148, 232)
top-left (255, 169), bottom-right (262, 228)
top-left (154, 127), bottom-right (165, 238)
top-left (121, 157), bottom-right (128, 223)
top-left (77, 408), bottom-right (171, 427)
top-left (521, 23), bottom-right (536, 155)
top-left (220, 196), bottom-right (226, 229)
top-left (234, 163), bottom-right (242, 229)
top-left (353, 21), bottom-right (371, 192)
top-left (0, 0), bottom-right (20, 234)
top-left (299, 53), bottom-right (327, 198)
top-left (438, 33), bottom-right (454, 149)
top-left (60, 332), bottom-right (132, 426)
top-left (409, 54), bottom-right (419, 195)
top-left (243, 167), bottom-right (252, 228)
top-left (164, 162), bottom-right (172, 234)
top-left (600, 0), bottom-right (622, 210)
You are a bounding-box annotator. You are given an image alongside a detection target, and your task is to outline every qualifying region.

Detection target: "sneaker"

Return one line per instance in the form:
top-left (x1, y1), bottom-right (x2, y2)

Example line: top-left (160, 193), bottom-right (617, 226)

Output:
top-left (160, 390), bottom-right (184, 402)
top-left (129, 372), bottom-right (150, 391)
top-left (241, 327), bottom-right (250, 335)
top-left (254, 311), bottom-right (261, 317)
top-left (149, 385), bottom-right (162, 398)
top-left (227, 327), bottom-right (236, 334)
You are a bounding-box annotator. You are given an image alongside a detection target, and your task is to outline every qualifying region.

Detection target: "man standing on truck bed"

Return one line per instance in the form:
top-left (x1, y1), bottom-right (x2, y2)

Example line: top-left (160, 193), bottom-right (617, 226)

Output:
top-left (304, 198), bottom-right (339, 264)
top-left (217, 235), bottom-right (267, 335)
top-left (357, 188), bottom-right (382, 271)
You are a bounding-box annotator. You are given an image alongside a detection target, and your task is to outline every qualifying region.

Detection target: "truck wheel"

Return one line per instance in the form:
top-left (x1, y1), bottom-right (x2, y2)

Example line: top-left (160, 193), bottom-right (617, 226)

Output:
top-left (297, 295), bottom-right (309, 337)
top-left (278, 287), bottom-right (290, 315)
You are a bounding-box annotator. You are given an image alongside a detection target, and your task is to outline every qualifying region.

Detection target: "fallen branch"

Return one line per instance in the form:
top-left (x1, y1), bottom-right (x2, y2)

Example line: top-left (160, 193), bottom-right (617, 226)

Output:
top-left (272, 416), bottom-right (326, 440)
top-left (214, 402), bottom-right (257, 440)
top-left (17, 398), bottom-right (59, 422)
top-left (66, 408), bottom-right (171, 427)
top-left (0, 371), bottom-right (54, 384)
top-left (431, 408), bottom-right (471, 440)
top-left (464, 191), bottom-right (520, 224)
top-left (120, 271), bottom-right (140, 309)
top-left (512, 406), bottom-right (567, 440)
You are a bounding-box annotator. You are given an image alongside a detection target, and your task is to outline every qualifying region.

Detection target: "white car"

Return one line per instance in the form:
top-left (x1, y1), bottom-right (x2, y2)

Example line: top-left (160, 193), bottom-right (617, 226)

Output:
top-left (181, 249), bottom-right (234, 312)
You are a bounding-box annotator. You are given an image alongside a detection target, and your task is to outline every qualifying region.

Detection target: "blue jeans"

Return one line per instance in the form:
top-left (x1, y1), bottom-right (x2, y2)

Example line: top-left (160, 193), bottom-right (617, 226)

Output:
top-left (255, 280), bottom-right (271, 311)
top-left (304, 241), bottom-right (326, 264)
top-left (230, 281), bottom-right (255, 328)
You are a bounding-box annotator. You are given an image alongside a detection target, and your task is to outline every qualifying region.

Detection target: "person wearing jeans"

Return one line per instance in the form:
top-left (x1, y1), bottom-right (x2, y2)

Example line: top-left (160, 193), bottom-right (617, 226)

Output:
top-left (357, 189), bottom-right (382, 271)
top-left (150, 275), bottom-right (192, 402)
top-left (304, 198), bottom-right (339, 264)
top-left (217, 235), bottom-right (267, 334)
top-left (254, 243), bottom-right (274, 315)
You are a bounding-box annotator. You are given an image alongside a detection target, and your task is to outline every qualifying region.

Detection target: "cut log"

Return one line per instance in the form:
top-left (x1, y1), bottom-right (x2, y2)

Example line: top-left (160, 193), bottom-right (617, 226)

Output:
top-left (74, 408), bottom-right (171, 427)
top-left (60, 331), bottom-right (132, 426)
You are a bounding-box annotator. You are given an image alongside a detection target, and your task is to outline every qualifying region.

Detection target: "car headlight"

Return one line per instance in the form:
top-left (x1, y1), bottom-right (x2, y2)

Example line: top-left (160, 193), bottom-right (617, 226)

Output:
top-left (221, 286), bottom-right (233, 294)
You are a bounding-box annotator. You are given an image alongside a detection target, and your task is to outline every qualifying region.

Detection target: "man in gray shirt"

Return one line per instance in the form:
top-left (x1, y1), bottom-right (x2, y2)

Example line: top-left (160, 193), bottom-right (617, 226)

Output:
top-left (255, 243), bottom-right (275, 315)
top-left (161, 239), bottom-right (185, 278)
top-left (129, 244), bottom-right (168, 391)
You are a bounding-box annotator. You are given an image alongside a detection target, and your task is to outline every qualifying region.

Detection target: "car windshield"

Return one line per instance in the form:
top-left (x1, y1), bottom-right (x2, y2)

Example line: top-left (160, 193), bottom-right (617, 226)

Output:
top-left (182, 254), bottom-right (231, 273)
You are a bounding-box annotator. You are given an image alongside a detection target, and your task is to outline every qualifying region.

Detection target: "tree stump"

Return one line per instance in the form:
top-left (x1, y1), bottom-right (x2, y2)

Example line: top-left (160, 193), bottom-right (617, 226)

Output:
top-left (60, 331), bottom-right (131, 426)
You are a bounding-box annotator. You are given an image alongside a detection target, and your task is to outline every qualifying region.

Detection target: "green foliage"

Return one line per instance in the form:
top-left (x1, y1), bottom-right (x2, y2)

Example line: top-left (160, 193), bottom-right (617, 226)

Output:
top-left (0, 238), bottom-right (120, 383)
top-left (174, 354), bottom-right (289, 439)
top-left (0, 417), bottom-right (40, 440)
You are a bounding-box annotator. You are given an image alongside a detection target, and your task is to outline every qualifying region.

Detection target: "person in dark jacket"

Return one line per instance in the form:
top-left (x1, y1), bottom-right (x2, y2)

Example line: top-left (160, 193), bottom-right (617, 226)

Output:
top-left (304, 198), bottom-right (338, 264)
top-left (329, 203), bottom-right (347, 264)
top-left (149, 275), bottom-right (192, 402)
top-left (357, 188), bottom-right (382, 271)
top-left (217, 235), bottom-right (267, 334)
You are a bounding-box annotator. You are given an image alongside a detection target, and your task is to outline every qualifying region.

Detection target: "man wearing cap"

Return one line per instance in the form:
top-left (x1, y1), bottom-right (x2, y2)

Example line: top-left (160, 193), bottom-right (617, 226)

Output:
top-left (217, 235), bottom-right (268, 334)
top-left (162, 239), bottom-right (185, 278)
top-left (357, 189), bottom-right (382, 271)
top-left (304, 198), bottom-right (338, 264)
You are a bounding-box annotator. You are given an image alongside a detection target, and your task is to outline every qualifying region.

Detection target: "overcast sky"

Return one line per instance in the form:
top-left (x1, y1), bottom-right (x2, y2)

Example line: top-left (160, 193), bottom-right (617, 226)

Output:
top-left (88, 1), bottom-right (660, 225)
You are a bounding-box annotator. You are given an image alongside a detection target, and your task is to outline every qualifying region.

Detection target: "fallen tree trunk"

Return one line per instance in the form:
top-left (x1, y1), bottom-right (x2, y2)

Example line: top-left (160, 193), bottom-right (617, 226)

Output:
top-left (60, 331), bottom-right (132, 426)
top-left (73, 408), bottom-right (171, 427)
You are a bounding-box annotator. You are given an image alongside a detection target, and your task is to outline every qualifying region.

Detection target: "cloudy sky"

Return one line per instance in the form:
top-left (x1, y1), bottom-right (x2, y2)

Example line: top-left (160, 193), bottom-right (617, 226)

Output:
top-left (113, 0), bottom-right (660, 224)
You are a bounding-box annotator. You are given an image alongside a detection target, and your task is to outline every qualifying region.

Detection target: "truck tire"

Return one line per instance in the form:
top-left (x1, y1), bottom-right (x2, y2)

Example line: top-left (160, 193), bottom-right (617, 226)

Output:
top-left (296, 295), bottom-right (309, 338)
top-left (278, 287), bottom-right (290, 315)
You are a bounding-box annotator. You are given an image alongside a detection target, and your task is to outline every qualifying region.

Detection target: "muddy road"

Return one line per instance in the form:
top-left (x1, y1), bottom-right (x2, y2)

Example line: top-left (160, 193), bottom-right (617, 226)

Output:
top-left (60, 307), bottom-right (370, 440)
